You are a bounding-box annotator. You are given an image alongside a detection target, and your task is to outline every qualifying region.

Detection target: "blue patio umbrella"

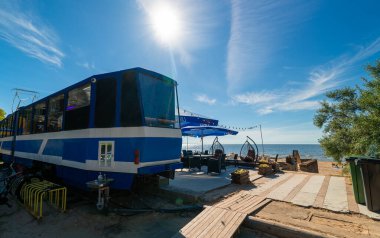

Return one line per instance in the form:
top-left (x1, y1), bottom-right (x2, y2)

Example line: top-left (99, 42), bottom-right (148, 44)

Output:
top-left (181, 126), bottom-right (238, 152)
top-left (179, 109), bottom-right (218, 128)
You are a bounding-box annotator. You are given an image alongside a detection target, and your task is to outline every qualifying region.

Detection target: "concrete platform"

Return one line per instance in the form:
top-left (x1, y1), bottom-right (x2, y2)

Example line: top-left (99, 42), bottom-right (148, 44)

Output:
top-left (160, 166), bottom-right (261, 199)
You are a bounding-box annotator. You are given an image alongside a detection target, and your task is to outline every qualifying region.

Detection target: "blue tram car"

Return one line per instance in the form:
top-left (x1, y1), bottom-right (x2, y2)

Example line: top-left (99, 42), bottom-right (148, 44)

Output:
top-left (0, 68), bottom-right (182, 189)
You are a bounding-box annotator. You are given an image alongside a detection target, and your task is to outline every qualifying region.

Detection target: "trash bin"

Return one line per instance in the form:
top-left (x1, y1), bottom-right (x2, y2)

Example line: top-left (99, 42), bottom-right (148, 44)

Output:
top-left (357, 158), bottom-right (380, 212)
top-left (346, 156), bottom-right (366, 204)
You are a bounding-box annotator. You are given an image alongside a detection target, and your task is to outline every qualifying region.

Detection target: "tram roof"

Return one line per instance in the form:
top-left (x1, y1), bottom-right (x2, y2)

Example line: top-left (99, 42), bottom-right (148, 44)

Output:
top-left (15, 67), bottom-right (176, 111)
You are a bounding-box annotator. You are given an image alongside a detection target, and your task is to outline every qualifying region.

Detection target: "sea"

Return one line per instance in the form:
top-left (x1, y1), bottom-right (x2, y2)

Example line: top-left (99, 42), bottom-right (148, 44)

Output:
top-left (182, 144), bottom-right (332, 161)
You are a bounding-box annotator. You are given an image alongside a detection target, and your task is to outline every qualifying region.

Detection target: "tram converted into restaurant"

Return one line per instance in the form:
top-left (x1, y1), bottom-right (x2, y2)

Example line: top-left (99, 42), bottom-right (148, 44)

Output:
top-left (0, 68), bottom-right (182, 189)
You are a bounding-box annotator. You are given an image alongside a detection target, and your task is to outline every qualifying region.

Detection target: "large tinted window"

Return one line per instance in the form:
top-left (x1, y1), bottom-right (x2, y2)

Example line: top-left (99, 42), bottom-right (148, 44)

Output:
top-left (48, 94), bottom-right (64, 132)
top-left (33, 102), bottom-right (46, 133)
top-left (95, 78), bottom-right (116, 128)
top-left (0, 120), bottom-right (3, 137)
top-left (18, 107), bottom-right (32, 135)
top-left (120, 72), bottom-right (143, 127)
top-left (139, 74), bottom-right (176, 128)
top-left (65, 83), bottom-right (91, 130)
top-left (24, 107), bottom-right (32, 135)
top-left (8, 115), bottom-right (14, 136)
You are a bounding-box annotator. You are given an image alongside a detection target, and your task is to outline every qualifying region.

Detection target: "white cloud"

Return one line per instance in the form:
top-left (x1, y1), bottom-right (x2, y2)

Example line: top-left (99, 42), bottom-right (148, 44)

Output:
top-left (0, 4), bottom-right (64, 67)
top-left (227, 0), bottom-right (313, 93)
top-left (195, 94), bottom-right (216, 105)
top-left (233, 37), bottom-right (380, 114)
top-left (77, 62), bottom-right (95, 70)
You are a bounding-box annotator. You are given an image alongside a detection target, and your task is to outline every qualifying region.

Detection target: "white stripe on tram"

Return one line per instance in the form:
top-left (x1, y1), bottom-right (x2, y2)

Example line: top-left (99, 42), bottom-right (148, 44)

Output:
top-left (0, 149), bottom-right (180, 174)
top-left (0, 127), bottom-right (182, 142)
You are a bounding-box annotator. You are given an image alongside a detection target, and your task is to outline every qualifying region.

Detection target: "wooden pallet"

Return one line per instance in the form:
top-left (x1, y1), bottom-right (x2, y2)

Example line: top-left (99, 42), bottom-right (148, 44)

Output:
top-left (178, 193), bottom-right (270, 238)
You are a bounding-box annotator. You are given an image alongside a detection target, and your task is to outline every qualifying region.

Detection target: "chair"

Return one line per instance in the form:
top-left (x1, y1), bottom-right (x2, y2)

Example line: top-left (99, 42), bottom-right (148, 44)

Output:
top-left (221, 154), bottom-right (226, 171)
top-left (239, 137), bottom-right (259, 164)
top-left (189, 156), bottom-right (202, 171)
top-left (181, 150), bottom-right (191, 171)
top-left (207, 157), bottom-right (221, 174)
top-left (184, 150), bottom-right (200, 170)
top-left (210, 137), bottom-right (224, 155)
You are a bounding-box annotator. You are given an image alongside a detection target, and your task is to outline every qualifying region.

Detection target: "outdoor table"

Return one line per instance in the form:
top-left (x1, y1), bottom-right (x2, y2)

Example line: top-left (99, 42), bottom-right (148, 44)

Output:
top-left (192, 154), bottom-right (214, 159)
top-left (193, 154), bottom-right (214, 165)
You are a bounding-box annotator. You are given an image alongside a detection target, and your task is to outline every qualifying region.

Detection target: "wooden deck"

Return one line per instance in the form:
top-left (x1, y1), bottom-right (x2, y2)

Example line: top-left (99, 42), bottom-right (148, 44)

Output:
top-left (178, 194), bottom-right (268, 238)
top-left (178, 171), bottom-right (380, 237)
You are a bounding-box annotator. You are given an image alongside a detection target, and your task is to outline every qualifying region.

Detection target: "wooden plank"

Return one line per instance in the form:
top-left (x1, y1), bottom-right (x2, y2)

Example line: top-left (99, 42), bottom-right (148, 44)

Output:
top-left (239, 196), bottom-right (267, 214)
top-left (185, 207), bottom-right (224, 237)
top-left (219, 194), bottom-right (255, 211)
top-left (229, 195), bottom-right (262, 212)
top-left (223, 212), bottom-right (247, 238)
top-left (180, 206), bottom-right (211, 234)
top-left (208, 211), bottom-right (237, 238)
top-left (267, 174), bottom-right (308, 201)
top-left (291, 175), bottom-right (325, 207)
top-left (206, 210), bottom-right (238, 238)
top-left (215, 211), bottom-right (245, 238)
top-left (181, 206), bottom-right (218, 235)
top-left (251, 173), bottom-right (294, 197)
top-left (241, 198), bottom-right (272, 215)
top-left (284, 175), bottom-right (312, 202)
top-left (194, 208), bottom-right (228, 238)
top-left (217, 193), bottom-right (249, 208)
top-left (313, 175), bottom-right (330, 208)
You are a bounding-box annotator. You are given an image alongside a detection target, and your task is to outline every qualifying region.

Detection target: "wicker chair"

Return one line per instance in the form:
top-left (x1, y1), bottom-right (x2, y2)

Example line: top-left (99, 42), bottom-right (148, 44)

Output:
top-left (239, 137), bottom-right (259, 164)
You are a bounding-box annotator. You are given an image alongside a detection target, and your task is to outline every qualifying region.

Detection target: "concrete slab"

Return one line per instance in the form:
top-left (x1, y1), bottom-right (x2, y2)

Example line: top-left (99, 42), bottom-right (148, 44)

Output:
top-left (291, 175), bottom-right (325, 207)
top-left (358, 204), bottom-right (380, 220)
top-left (161, 166), bottom-right (259, 197)
top-left (267, 174), bottom-right (308, 201)
top-left (249, 173), bottom-right (293, 196)
top-left (323, 176), bottom-right (349, 212)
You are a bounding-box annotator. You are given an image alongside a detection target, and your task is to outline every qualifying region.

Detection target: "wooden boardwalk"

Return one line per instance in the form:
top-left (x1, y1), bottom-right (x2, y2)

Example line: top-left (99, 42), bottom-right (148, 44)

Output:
top-left (178, 194), bottom-right (269, 238)
top-left (178, 172), bottom-right (380, 238)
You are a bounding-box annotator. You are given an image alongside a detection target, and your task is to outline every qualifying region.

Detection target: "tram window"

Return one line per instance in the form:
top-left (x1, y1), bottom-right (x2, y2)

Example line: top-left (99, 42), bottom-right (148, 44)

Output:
top-left (1, 119), bottom-right (6, 137)
top-left (48, 94), bottom-right (64, 132)
top-left (22, 107), bottom-right (32, 135)
top-left (65, 83), bottom-right (91, 130)
top-left (17, 110), bottom-right (25, 135)
top-left (8, 115), bottom-right (13, 137)
top-left (139, 73), bottom-right (176, 128)
top-left (95, 78), bottom-right (116, 128)
top-left (120, 72), bottom-right (143, 127)
top-left (98, 141), bottom-right (114, 167)
top-left (32, 102), bottom-right (46, 134)
top-left (0, 121), bottom-right (3, 137)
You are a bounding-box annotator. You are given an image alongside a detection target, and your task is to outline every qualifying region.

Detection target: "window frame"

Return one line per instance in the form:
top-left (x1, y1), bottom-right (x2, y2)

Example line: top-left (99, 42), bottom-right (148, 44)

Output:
top-left (98, 141), bottom-right (115, 168)
top-left (47, 94), bottom-right (65, 132)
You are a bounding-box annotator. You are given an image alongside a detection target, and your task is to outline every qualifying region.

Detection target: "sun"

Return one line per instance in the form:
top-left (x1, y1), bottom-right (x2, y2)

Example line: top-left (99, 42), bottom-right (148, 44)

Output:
top-left (150, 4), bottom-right (182, 45)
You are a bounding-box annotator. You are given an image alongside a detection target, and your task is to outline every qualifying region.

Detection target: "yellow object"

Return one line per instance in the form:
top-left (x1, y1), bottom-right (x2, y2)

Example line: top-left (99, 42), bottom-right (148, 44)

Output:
top-left (20, 180), bottom-right (67, 219)
top-left (233, 169), bottom-right (248, 174)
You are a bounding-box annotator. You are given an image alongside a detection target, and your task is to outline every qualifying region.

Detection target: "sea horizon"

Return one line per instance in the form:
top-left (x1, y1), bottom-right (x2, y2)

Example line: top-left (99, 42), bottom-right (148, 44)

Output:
top-left (182, 143), bottom-right (332, 161)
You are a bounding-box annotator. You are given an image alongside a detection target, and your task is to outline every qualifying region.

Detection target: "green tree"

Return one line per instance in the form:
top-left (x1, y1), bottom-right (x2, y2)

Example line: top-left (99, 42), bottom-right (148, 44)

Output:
top-left (314, 60), bottom-right (380, 162)
top-left (0, 108), bottom-right (5, 120)
top-left (314, 88), bottom-right (359, 162)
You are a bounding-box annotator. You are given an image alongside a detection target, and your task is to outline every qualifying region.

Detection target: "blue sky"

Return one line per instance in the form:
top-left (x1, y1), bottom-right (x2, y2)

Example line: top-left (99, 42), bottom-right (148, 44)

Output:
top-left (1, 0), bottom-right (380, 144)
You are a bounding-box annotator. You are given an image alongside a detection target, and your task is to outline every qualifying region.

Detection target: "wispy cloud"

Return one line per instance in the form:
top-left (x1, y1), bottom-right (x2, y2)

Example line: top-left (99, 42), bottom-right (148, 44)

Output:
top-left (227, 0), bottom-right (313, 93)
top-left (76, 62), bottom-right (95, 70)
top-left (0, 3), bottom-right (64, 67)
top-left (195, 94), bottom-right (216, 105)
top-left (233, 37), bottom-right (380, 114)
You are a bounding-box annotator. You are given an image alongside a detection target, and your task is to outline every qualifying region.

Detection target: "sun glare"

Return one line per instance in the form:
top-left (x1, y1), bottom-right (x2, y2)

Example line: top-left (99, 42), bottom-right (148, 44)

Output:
top-left (150, 4), bottom-right (182, 45)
